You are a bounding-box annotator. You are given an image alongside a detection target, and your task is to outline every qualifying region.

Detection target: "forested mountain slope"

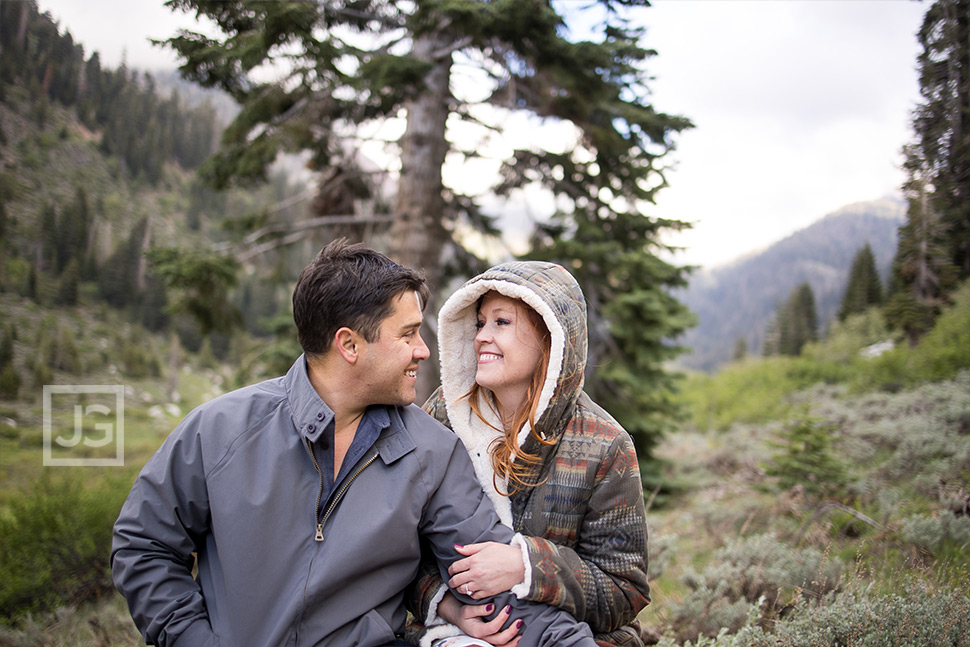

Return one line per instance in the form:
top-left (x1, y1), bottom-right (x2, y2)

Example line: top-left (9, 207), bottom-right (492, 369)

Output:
top-left (677, 197), bottom-right (905, 372)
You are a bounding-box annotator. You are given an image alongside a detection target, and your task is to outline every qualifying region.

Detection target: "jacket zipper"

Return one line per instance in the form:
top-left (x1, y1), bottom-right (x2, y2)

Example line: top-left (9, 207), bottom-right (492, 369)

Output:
top-left (305, 438), bottom-right (326, 541)
top-left (306, 438), bottom-right (379, 542)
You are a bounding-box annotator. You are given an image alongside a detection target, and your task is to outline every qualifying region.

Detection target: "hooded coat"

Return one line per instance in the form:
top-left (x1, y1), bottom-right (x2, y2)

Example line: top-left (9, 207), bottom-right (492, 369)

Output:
top-left (409, 261), bottom-right (650, 646)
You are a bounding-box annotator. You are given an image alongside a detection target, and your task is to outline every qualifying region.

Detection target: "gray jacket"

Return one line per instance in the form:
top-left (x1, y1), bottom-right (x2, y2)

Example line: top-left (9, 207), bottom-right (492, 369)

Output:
top-left (112, 357), bottom-right (596, 647)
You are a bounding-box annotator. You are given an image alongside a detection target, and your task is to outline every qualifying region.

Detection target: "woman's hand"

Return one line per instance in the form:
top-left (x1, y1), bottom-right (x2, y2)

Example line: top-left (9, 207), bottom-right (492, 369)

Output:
top-left (447, 541), bottom-right (526, 599)
top-left (437, 593), bottom-right (523, 647)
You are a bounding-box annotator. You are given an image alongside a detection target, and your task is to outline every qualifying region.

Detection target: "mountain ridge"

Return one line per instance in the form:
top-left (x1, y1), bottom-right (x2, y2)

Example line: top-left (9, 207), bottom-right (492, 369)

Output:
top-left (676, 196), bottom-right (906, 372)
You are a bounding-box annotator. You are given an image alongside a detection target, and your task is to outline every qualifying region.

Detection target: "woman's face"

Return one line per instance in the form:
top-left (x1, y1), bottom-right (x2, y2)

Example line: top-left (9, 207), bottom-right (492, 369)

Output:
top-left (474, 293), bottom-right (545, 408)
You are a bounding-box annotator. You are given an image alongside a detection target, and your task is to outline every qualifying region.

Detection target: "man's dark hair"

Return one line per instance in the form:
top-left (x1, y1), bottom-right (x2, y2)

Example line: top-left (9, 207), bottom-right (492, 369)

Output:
top-left (293, 238), bottom-right (430, 357)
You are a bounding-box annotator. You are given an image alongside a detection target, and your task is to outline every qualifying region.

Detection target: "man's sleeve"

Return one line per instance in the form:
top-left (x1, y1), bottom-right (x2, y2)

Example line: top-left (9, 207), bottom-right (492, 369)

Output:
top-left (417, 434), bottom-right (596, 647)
top-left (111, 413), bottom-right (216, 647)
top-left (417, 431), bottom-right (516, 568)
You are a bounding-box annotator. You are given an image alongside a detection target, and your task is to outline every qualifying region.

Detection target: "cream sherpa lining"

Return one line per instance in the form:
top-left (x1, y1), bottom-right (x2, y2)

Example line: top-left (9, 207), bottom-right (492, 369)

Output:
top-left (437, 279), bottom-right (566, 527)
top-left (419, 622), bottom-right (463, 647)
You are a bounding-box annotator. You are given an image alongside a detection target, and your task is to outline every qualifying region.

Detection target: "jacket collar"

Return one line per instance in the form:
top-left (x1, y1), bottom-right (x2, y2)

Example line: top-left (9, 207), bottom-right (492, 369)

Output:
top-left (284, 355), bottom-right (413, 463)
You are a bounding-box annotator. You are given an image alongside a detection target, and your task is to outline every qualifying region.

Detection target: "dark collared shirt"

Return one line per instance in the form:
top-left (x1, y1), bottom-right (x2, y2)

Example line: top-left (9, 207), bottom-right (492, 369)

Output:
top-left (316, 406), bottom-right (388, 503)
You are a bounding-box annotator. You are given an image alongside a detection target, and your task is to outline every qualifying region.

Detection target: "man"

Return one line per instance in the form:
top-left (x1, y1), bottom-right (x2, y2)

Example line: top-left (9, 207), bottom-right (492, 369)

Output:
top-left (112, 239), bottom-right (595, 647)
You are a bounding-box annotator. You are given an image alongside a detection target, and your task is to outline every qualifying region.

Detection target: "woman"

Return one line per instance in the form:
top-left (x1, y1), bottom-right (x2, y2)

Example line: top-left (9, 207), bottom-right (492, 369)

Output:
top-left (407, 261), bottom-right (650, 647)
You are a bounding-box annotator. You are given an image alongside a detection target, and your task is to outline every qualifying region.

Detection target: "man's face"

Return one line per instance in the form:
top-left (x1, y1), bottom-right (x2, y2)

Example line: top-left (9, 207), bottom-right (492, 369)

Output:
top-left (356, 291), bottom-right (430, 406)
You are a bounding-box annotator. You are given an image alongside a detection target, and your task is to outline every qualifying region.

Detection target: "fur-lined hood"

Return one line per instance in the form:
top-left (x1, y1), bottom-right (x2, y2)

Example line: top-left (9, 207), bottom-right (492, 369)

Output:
top-left (432, 261), bottom-right (587, 525)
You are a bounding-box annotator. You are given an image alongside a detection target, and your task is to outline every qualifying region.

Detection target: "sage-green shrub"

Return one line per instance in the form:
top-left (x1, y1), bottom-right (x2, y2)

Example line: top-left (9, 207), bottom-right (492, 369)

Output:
top-left (669, 533), bottom-right (842, 642)
top-left (657, 582), bottom-right (970, 647)
top-left (0, 473), bottom-right (128, 623)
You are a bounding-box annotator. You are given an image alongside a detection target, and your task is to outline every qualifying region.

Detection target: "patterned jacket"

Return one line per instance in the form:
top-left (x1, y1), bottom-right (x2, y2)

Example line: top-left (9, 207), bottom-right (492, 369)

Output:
top-left (407, 261), bottom-right (649, 646)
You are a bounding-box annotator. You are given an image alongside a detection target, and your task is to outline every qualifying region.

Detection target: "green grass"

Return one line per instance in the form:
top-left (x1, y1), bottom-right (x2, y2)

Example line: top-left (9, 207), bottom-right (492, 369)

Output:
top-left (677, 281), bottom-right (970, 434)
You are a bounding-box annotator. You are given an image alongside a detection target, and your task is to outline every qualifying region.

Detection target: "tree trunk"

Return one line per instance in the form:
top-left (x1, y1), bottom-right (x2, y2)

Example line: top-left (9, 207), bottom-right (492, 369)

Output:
top-left (390, 30), bottom-right (451, 281)
top-left (390, 29), bottom-right (453, 401)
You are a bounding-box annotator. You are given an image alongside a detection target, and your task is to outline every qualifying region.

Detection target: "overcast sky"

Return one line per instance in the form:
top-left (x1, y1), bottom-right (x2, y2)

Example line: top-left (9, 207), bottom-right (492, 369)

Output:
top-left (38, 0), bottom-right (926, 269)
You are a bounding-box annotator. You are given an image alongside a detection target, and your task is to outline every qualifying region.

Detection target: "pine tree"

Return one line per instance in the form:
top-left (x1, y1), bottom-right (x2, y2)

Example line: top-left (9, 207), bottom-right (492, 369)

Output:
top-left (162, 0), bottom-right (690, 274)
top-left (776, 283), bottom-right (818, 356)
top-left (890, 0), bottom-right (970, 342)
top-left (0, 364), bottom-right (21, 400)
top-left (762, 306), bottom-right (781, 356)
top-left (732, 337), bottom-right (747, 362)
top-left (0, 326), bottom-right (14, 367)
top-left (530, 210), bottom-right (695, 470)
top-left (0, 192), bottom-right (8, 248)
top-left (912, 0), bottom-right (970, 277)
top-left (55, 258), bottom-right (79, 306)
top-left (161, 0), bottom-right (695, 458)
top-left (838, 243), bottom-right (883, 321)
top-left (38, 202), bottom-right (56, 272)
top-left (887, 179), bottom-right (956, 345)
top-left (765, 414), bottom-right (847, 500)
top-left (149, 247), bottom-right (241, 336)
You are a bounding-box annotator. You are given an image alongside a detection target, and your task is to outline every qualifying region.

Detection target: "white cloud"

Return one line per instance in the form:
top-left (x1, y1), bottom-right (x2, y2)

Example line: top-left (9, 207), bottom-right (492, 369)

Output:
top-left (645, 0), bottom-right (925, 267)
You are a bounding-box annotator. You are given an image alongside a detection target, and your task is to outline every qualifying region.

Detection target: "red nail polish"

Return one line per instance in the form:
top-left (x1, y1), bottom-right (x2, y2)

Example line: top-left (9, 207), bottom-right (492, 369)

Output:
top-left (485, 604), bottom-right (494, 613)
top-left (516, 620), bottom-right (524, 629)
top-left (454, 544), bottom-right (463, 549)
top-left (504, 605), bottom-right (512, 614)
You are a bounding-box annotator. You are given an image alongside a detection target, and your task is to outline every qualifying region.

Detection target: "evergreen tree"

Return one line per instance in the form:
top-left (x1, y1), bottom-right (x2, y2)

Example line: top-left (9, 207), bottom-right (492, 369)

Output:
top-left (55, 258), bottom-right (79, 306)
top-left (0, 190), bottom-right (8, 247)
top-left (838, 243), bottom-right (883, 321)
top-left (887, 178), bottom-right (957, 346)
top-left (149, 247), bottom-right (241, 336)
top-left (138, 272), bottom-right (170, 332)
top-left (53, 186), bottom-right (90, 275)
top-left (776, 283), bottom-right (818, 357)
top-left (732, 337), bottom-right (747, 362)
top-left (0, 326), bottom-right (14, 367)
top-left (911, 0), bottom-right (970, 277)
top-left (764, 414), bottom-right (847, 500)
top-left (162, 0), bottom-right (694, 463)
top-left (38, 202), bottom-right (56, 272)
top-left (762, 305), bottom-right (781, 356)
top-left (0, 364), bottom-right (21, 400)
top-left (99, 218), bottom-right (148, 308)
top-left (530, 210), bottom-right (695, 471)
top-left (890, 0), bottom-right (970, 342)
top-left (162, 0), bottom-right (690, 273)
top-left (27, 265), bottom-right (37, 301)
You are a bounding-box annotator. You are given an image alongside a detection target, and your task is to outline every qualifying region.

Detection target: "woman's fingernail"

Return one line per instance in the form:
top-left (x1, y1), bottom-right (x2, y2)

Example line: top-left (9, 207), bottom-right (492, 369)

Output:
top-left (504, 605), bottom-right (512, 614)
top-left (516, 620), bottom-right (524, 629)
top-left (485, 604), bottom-right (494, 613)
top-left (454, 544), bottom-right (463, 549)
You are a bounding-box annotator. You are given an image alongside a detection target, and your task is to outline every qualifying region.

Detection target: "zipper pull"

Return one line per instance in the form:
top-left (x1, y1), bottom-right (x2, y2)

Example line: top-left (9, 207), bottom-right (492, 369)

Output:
top-left (314, 523), bottom-right (324, 542)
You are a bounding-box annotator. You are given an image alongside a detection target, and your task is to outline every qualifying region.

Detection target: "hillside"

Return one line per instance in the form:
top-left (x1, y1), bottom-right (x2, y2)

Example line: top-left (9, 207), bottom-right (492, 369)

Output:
top-left (0, 0), bottom-right (324, 363)
top-left (676, 197), bottom-right (906, 372)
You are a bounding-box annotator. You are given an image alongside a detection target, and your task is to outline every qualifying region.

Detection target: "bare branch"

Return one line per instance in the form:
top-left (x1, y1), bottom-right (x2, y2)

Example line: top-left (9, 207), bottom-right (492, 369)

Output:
top-left (235, 214), bottom-right (394, 262)
top-left (433, 35), bottom-right (473, 60)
